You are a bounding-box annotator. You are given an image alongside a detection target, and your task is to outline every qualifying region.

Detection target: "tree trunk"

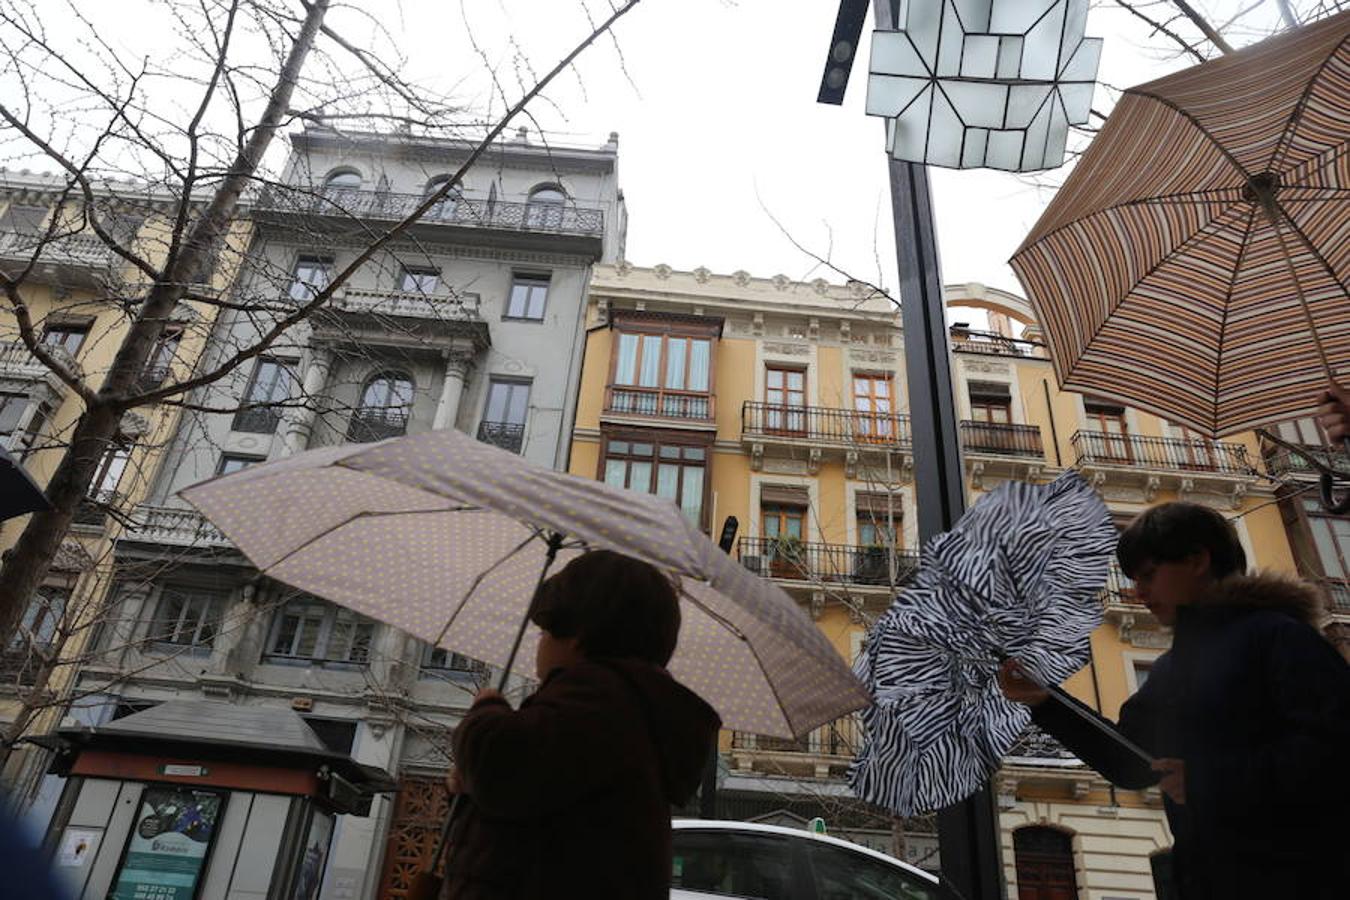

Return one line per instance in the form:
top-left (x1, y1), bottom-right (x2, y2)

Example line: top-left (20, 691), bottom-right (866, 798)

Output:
top-left (0, 0), bottom-right (330, 644)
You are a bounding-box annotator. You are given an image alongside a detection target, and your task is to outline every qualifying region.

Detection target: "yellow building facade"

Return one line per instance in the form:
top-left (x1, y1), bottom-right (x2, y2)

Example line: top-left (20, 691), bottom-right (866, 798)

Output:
top-left (0, 178), bottom-right (250, 800)
top-left (572, 264), bottom-right (1325, 899)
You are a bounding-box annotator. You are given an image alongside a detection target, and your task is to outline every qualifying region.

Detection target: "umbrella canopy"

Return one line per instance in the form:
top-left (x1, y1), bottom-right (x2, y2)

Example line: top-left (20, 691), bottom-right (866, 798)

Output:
top-left (0, 446), bottom-right (50, 522)
top-left (848, 472), bottom-right (1116, 816)
top-left (181, 429), bottom-right (867, 739)
top-left (1010, 12), bottom-right (1350, 437)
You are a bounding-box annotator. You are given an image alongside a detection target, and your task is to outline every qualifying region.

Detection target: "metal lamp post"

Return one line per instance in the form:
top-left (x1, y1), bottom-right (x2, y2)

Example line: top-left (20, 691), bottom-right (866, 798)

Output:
top-left (816, 3), bottom-right (1101, 898)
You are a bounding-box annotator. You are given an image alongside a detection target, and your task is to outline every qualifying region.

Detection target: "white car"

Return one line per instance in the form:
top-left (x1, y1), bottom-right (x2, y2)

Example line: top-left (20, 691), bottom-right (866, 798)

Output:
top-left (671, 819), bottom-right (959, 900)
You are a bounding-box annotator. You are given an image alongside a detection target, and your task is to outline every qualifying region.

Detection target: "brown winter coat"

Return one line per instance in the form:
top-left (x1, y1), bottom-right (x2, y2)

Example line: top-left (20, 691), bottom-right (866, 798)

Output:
top-left (440, 658), bottom-right (720, 900)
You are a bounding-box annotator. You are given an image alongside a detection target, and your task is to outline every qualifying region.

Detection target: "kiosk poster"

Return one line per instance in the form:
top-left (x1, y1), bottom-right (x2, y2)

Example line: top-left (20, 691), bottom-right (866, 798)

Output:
top-left (111, 786), bottom-right (224, 900)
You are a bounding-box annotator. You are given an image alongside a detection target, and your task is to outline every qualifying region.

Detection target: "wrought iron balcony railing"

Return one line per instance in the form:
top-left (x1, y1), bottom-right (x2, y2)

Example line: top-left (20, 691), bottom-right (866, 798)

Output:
top-left (256, 187), bottom-right (605, 238)
top-left (732, 712), bottom-right (862, 758)
top-left (73, 490), bottom-right (123, 527)
top-left (738, 536), bottom-right (919, 587)
top-left (741, 401), bottom-right (911, 448)
top-left (950, 328), bottom-right (1047, 359)
top-left (1101, 562), bottom-right (1139, 608)
top-left (135, 364), bottom-right (173, 393)
top-left (328, 288), bottom-right (483, 321)
top-left (0, 230), bottom-right (113, 269)
top-left (1072, 430), bottom-right (1252, 475)
top-left (1264, 444), bottom-right (1350, 479)
top-left (959, 421), bottom-right (1045, 458)
top-left (345, 409), bottom-right (409, 444)
top-left (476, 420), bottom-right (525, 454)
top-left (605, 386), bottom-right (713, 422)
top-left (0, 340), bottom-right (81, 382)
top-left (1320, 579), bottom-right (1350, 614)
top-left (130, 506), bottom-right (229, 547)
top-left (231, 407), bottom-right (283, 435)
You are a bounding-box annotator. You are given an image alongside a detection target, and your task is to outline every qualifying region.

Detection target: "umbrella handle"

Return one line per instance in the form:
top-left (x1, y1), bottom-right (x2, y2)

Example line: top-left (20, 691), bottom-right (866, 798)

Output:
top-left (1318, 439), bottom-right (1350, 514)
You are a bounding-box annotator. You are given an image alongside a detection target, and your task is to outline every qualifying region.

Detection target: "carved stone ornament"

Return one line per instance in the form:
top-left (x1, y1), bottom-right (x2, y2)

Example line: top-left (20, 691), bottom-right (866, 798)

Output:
top-left (733, 270), bottom-right (752, 287)
top-left (693, 266), bottom-right (711, 284)
top-left (653, 263), bottom-right (673, 280)
top-left (752, 312), bottom-right (765, 336)
top-left (812, 278), bottom-right (830, 296)
top-left (772, 274), bottom-right (790, 291)
top-left (809, 592), bottom-right (826, 620)
top-left (807, 447), bottom-right (822, 475)
top-left (763, 341), bottom-right (811, 357)
top-left (614, 259), bottom-right (632, 277)
top-left (750, 442), bottom-right (764, 472)
top-left (964, 359), bottom-right (1010, 375)
top-left (119, 411), bottom-right (151, 438)
top-left (848, 348), bottom-right (898, 364)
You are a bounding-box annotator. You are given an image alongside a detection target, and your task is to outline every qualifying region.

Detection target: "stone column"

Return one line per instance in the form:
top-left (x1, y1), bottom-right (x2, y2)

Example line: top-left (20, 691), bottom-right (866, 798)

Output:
top-left (432, 350), bottom-right (474, 431)
top-left (281, 344), bottom-right (333, 456)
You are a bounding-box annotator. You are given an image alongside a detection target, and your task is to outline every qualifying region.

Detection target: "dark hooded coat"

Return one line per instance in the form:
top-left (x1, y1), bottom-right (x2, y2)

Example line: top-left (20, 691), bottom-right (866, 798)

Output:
top-left (441, 658), bottom-right (720, 900)
top-left (1032, 573), bottom-right (1350, 899)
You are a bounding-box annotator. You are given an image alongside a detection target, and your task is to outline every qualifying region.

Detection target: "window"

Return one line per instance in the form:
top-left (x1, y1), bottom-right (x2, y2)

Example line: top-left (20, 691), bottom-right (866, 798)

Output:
top-left (1132, 660), bottom-right (1153, 691)
top-left (266, 596), bottom-right (374, 665)
top-left (505, 274), bottom-right (550, 320)
top-left (0, 394), bottom-right (29, 438)
top-left (1168, 420), bottom-right (1222, 470)
top-left (322, 169), bottom-right (361, 192)
top-left (348, 372), bottom-right (414, 443)
top-left (807, 841), bottom-right (942, 900)
top-left (525, 185), bottom-right (566, 229)
top-left (671, 830), bottom-right (795, 899)
top-left (90, 442), bottom-right (132, 500)
top-left (1302, 497), bottom-right (1350, 582)
top-left (423, 176), bottom-right (461, 220)
top-left (41, 322), bottom-right (89, 356)
top-left (854, 373), bottom-right (898, 440)
top-left (232, 357), bottom-right (295, 434)
top-left (399, 267), bottom-right (440, 294)
top-left (11, 402), bottom-right (50, 459)
top-left (9, 587), bottom-right (69, 650)
top-left (304, 718), bottom-right (357, 754)
top-left (477, 379), bottom-right (531, 453)
top-left (610, 329), bottom-right (713, 420)
top-left (1083, 398), bottom-right (1131, 462)
top-left (603, 437), bottom-right (707, 528)
top-left (421, 645), bottom-right (488, 680)
top-left (139, 328), bottom-right (181, 390)
top-left (968, 381), bottom-right (1012, 425)
top-left (290, 255), bottom-right (333, 302)
top-left (1013, 827), bottom-right (1078, 900)
top-left (151, 584), bottom-right (226, 649)
top-left (216, 454), bottom-right (261, 476)
top-left (856, 493), bottom-right (900, 547)
top-left (765, 366), bottom-right (806, 433)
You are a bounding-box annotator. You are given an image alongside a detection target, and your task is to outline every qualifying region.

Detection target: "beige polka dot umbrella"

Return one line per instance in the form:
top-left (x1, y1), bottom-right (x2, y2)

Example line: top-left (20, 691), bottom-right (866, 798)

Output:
top-left (180, 429), bottom-right (866, 738)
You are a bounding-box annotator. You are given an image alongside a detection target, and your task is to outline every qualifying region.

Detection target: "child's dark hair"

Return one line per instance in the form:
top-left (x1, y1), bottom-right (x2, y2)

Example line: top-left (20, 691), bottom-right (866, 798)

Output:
top-left (1117, 502), bottom-right (1247, 580)
top-left (528, 550), bottom-right (681, 666)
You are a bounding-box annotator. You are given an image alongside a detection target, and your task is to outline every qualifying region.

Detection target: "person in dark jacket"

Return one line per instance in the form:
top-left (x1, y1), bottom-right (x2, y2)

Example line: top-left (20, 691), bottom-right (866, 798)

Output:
top-left (999, 502), bottom-right (1350, 900)
top-left (442, 550), bottom-right (721, 900)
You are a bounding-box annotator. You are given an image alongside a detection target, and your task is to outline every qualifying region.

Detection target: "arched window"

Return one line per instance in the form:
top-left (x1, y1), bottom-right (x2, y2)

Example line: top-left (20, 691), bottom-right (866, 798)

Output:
top-left (348, 371), bottom-right (413, 443)
top-left (525, 184), bottom-right (566, 229)
top-left (1014, 827), bottom-right (1078, 900)
top-left (423, 175), bottom-right (462, 220)
top-left (322, 168), bottom-right (362, 193)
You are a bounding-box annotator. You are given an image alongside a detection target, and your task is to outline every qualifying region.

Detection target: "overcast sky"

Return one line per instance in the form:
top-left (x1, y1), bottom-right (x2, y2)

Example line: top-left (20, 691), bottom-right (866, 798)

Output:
top-left (377, 0), bottom-right (1290, 298)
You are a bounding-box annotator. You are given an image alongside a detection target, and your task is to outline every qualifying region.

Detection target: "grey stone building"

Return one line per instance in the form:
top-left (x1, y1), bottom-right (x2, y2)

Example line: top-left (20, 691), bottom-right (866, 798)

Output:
top-left (54, 125), bottom-right (625, 899)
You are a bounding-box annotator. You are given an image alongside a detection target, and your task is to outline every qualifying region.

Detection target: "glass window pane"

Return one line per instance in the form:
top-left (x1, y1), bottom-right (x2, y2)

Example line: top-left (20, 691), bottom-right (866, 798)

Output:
top-left (616, 334), bottom-right (638, 385)
top-left (671, 831), bottom-right (795, 899)
top-left (681, 465), bottom-right (704, 524)
top-left (526, 284), bottom-right (547, 319)
top-left (603, 459), bottom-right (628, 488)
top-left (506, 384), bottom-right (529, 425)
top-left (666, 339), bottom-right (687, 391)
top-left (688, 340), bottom-right (710, 392)
top-left (656, 463), bottom-right (680, 500)
top-left (629, 461), bottom-right (652, 492)
top-left (0, 396), bottom-right (27, 434)
top-left (639, 336), bottom-right (662, 387)
top-left (631, 443), bottom-right (654, 456)
top-left (485, 381), bottom-right (509, 423)
top-left (609, 440), bottom-right (629, 455)
top-left (807, 842), bottom-right (941, 899)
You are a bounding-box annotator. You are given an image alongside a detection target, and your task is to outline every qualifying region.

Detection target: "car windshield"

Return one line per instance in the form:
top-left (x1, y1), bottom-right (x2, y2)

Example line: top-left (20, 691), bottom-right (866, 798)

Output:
top-left (672, 830), bottom-right (794, 899)
top-left (806, 841), bottom-right (941, 900)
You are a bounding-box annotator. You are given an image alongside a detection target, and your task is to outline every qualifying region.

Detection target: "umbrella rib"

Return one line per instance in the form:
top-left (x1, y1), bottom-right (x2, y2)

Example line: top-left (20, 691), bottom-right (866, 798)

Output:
top-left (1266, 32), bottom-right (1350, 178)
top-left (430, 529), bottom-right (545, 650)
top-left (1212, 204), bottom-right (1260, 421)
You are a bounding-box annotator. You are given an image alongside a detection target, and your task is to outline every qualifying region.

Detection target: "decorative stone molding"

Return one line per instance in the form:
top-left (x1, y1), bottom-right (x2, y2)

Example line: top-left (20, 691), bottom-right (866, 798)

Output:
top-left (845, 449), bottom-right (859, 479)
top-left (693, 266), bottom-right (711, 284)
top-left (119, 411), bottom-right (151, 438)
top-left (970, 460), bottom-right (986, 491)
top-left (763, 457), bottom-right (809, 475)
top-left (838, 320), bottom-right (851, 343)
top-left (808, 318), bottom-right (820, 341)
top-left (848, 348), bottom-right (898, 364)
top-left (771, 274), bottom-right (790, 291)
top-left (614, 259), bottom-right (632, 277)
top-left (732, 270), bottom-right (751, 287)
top-left (653, 263), bottom-right (672, 280)
top-left (749, 442), bottom-right (764, 472)
top-left (812, 278), bottom-right (830, 296)
top-left (763, 341), bottom-right (810, 357)
top-left (962, 359), bottom-right (1011, 375)
top-left (809, 592), bottom-right (826, 620)
top-left (807, 447), bottom-right (822, 475)
top-left (1145, 474), bottom-right (1162, 502)
top-left (751, 312), bottom-right (764, 336)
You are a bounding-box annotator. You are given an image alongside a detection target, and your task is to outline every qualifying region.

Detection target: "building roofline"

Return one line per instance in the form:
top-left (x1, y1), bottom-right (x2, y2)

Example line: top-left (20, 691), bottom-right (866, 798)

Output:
top-left (292, 125), bottom-right (619, 174)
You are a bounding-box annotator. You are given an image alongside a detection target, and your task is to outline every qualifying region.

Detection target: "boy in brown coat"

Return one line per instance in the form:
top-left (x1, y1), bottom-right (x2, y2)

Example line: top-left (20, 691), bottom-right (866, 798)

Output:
top-left (442, 550), bottom-right (721, 899)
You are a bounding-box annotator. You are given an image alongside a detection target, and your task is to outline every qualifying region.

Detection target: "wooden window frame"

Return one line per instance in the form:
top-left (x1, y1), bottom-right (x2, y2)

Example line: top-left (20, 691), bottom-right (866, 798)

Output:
top-left (852, 372), bottom-right (900, 442)
top-left (605, 311), bottom-right (721, 422)
top-left (597, 428), bottom-right (712, 532)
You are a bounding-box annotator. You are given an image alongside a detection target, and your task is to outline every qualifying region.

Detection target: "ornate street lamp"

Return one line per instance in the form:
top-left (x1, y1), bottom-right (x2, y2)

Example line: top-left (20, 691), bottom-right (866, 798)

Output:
top-left (816, 3), bottom-right (1101, 899)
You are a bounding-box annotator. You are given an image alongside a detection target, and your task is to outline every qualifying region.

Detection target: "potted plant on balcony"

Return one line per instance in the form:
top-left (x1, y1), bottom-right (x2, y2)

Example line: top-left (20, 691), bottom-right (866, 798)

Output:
top-left (769, 534), bottom-right (805, 580)
top-left (854, 543), bottom-right (890, 586)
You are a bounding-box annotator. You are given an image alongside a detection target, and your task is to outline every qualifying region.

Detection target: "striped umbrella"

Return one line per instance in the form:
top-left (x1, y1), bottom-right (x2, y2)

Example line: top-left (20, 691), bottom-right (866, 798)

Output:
top-left (848, 472), bottom-right (1116, 817)
top-left (1010, 12), bottom-right (1350, 439)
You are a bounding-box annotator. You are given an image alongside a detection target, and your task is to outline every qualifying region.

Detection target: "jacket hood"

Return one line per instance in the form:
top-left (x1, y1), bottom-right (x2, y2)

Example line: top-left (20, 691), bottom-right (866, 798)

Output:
top-left (1193, 572), bottom-right (1326, 625)
top-left (599, 658), bottom-right (721, 805)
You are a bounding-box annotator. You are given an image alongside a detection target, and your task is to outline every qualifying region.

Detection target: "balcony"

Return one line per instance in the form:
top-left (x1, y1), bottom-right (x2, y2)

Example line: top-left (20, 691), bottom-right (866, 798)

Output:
top-left (72, 490), bottom-right (124, 528)
top-left (950, 328), bottom-right (1047, 359)
top-left (960, 420), bottom-right (1046, 488)
top-left (345, 409), bottom-right (408, 443)
top-left (731, 713), bottom-right (861, 779)
top-left (0, 340), bottom-right (81, 399)
top-left (231, 407), bottom-right (283, 435)
top-left (134, 364), bottom-right (173, 393)
top-left (126, 506), bottom-right (230, 548)
top-left (0, 230), bottom-right (114, 287)
top-left (737, 537), bottom-right (919, 591)
top-left (603, 386), bottom-right (714, 427)
top-left (741, 402), bottom-right (911, 476)
top-left (314, 288), bottom-right (489, 353)
top-left (1264, 443), bottom-right (1349, 481)
top-left (253, 187), bottom-right (604, 254)
top-left (476, 420), bottom-right (525, 454)
top-left (1072, 430), bottom-right (1258, 505)
top-left (1319, 579), bottom-right (1350, 617)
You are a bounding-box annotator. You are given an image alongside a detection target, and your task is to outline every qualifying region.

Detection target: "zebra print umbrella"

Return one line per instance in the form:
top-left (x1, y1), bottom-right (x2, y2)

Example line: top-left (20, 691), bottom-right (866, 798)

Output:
top-left (848, 471), bottom-right (1116, 816)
